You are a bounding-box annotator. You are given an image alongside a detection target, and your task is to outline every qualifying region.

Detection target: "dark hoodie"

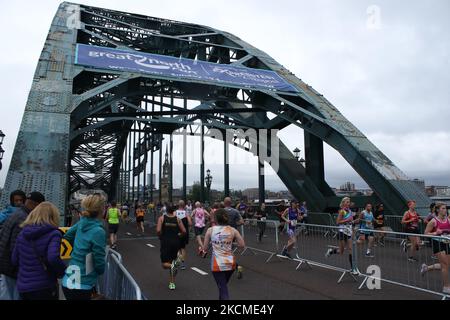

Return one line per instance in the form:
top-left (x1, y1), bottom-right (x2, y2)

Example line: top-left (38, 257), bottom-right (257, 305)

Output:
top-left (11, 223), bottom-right (66, 293)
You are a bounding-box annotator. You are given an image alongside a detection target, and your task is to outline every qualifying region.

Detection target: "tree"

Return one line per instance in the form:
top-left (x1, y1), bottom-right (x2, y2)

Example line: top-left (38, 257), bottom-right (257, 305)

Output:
top-left (188, 183), bottom-right (202, 202)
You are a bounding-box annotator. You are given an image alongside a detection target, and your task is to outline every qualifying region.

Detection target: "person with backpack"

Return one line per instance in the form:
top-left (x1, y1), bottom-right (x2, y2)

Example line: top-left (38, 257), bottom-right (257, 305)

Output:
top-left (0, 191), bottom-right (45, 300)
top-left (11, 202), bottom-right (66, 300)
top-left (61, 194), bottom-right (106, 300)
top-left (0, 190), bottom-right (26, 226)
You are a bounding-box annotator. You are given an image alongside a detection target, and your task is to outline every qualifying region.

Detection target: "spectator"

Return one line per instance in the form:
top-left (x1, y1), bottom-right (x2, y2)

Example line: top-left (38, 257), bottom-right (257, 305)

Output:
top-left (0, 190), bottom-right (26, 227)
top-left (61, 194), bottom-right (106, 300)
top-left (276, 201), bottom-right (286, 234)
top-left (424, 203), bottom-right (437, 224)
top-left (0, 191), bottom-right (45, 300)
top-left (12, 202), bottom-right (66, 300)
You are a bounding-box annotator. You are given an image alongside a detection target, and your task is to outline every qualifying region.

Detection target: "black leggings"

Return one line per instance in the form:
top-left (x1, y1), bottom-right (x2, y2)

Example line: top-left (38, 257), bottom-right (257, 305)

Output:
top-left (62, 286), bottom-right (92, 300)
top-left (212, 270), bottom-right (235, 300)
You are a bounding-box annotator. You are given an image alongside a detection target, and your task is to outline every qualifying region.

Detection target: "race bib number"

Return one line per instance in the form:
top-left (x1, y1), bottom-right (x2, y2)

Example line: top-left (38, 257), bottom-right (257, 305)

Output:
top-left (261, 217), bottom-right (267, 222)
top-left (342, 226), bottom-right (352, 236)
top-left (290, 220), bottom-right (297, 227)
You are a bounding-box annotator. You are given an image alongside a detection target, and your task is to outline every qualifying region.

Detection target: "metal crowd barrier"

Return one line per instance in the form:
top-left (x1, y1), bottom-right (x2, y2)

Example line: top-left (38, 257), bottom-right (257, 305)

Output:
top-left (293, 223), bottom-right (359, 284)
top-left (236, 219), bottom-right (450, 299)
top-left (240, 219), bottom-right (280, 262)
top-left (97, 248), bottom-right (143, 300)
top-left (355, 228), bottom-right (448, 299)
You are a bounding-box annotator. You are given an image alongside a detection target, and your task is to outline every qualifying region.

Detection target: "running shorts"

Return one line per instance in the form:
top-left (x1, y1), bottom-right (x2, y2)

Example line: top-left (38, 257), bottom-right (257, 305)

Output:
top-left (337, 231), bottom-right (351, 241)
top-left (160, 240), bottom-right (180, 263)
top-left (432, 239), bottom-right (450, 255)
top-left (136, 216), bottom-right (144, 223)
top-left (108, 224), bottom-right (119, 235)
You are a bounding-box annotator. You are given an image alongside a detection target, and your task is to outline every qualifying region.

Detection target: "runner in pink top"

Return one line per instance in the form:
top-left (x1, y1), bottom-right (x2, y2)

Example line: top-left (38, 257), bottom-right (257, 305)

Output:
top-left (192, 202), bottom-right (210, 257)
top-left (422, 202), bottom-right (450, 294)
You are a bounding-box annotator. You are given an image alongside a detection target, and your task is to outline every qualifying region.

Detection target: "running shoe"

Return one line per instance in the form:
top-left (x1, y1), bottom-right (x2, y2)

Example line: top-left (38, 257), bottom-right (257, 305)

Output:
top-left (365, 250), bottom-right (374, 258)
top-left (281, 249), bottom-right (292, 259)
top-left (351, 268), bottom-right (359, 276)
top-left (408, 257), bottom-right (418, 262)
top-left (325, 248), bottom-right (333, 258)
top-left (402, 241), bottom-right (408, 253)
top-left (180, 261), bottom-right (186, 270)
top-left (420, 263), bottom-right (428, 277)
top-left (169, 282), bottom-right (176, 290)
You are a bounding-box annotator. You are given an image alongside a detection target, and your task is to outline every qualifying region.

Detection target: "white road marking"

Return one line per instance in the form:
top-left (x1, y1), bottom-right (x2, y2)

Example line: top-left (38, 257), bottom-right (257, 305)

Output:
top-left (146, 243), bottom-right (155, 248)
top-left (191, 267), bottom-right (208, 276)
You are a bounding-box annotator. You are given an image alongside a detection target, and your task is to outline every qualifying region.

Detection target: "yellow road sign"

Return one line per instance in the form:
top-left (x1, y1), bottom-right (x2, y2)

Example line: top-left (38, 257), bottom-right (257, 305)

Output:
top-left (59, 227), bottom-right (72, 260)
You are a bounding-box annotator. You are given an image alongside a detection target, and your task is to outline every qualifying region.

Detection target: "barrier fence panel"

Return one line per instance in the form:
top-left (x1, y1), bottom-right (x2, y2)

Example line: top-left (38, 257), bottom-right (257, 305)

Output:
top-left (97, 248), bottom-right (143, 300)
top-left (355, 228), bottom-right (449, 299)
top-left (291, 223), bottom-right (359, 283)
top-left (240, 219), bottom-right (280, 262)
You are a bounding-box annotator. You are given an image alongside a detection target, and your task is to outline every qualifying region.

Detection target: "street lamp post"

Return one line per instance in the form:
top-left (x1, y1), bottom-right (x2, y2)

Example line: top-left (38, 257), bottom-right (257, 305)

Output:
top-left (0, 130), bottom-right (5, 171)
top-left (205, 169), bottom-right (213, 203)
top-left (293, 147), bottom-right (306, 167)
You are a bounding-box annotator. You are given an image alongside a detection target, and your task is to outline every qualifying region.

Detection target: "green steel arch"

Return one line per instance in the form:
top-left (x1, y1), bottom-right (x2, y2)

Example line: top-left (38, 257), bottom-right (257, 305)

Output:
top-left (0, 2), bottom-right (430, 220)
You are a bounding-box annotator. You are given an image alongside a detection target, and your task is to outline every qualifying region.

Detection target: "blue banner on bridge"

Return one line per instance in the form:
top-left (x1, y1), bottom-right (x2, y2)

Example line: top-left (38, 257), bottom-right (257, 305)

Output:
top-left (75, 44), bottom-right (299, 93)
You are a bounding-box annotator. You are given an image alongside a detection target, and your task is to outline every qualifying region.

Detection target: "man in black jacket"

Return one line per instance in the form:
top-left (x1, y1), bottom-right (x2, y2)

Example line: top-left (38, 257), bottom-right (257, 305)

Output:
top-left (0, 191), bottom-right (45, 300)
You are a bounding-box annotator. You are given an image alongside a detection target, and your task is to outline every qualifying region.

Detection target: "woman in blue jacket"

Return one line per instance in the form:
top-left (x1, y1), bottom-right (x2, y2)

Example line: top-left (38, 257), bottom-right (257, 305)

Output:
top-left (61, 194), bottom-right (106, 300)
top-left (12, 202), bottom-right (66, 300)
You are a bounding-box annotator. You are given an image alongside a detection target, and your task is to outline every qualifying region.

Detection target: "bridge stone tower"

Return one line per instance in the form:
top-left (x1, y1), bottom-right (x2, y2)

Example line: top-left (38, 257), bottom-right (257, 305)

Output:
top-left (0, 2), bottom-right (430, 222)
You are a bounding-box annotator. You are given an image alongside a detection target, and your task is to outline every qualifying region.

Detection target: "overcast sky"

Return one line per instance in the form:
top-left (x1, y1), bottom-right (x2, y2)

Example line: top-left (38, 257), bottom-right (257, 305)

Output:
top-left (0, 0), bottom-right (449, 191)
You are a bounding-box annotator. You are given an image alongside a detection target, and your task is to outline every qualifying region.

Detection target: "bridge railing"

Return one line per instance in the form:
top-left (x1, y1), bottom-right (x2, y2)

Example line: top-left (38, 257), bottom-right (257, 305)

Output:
top-left (97, 248), bottom-right (143, 300)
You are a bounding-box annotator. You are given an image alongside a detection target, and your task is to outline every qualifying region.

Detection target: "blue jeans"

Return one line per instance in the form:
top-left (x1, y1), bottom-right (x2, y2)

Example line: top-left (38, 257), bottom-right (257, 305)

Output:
top-left (0, 274), bottom-right (20, 300)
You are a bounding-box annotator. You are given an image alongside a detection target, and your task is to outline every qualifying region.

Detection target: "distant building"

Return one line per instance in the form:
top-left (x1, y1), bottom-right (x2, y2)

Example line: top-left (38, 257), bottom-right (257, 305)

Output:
top-left (242, 188), bottom-right (259, 201)
top-left (340, 182), bottom-right (356, 192)
top-left (427, 185), bottom-right (450, 197)
top-left (411, 178), bottom-right (425, 191)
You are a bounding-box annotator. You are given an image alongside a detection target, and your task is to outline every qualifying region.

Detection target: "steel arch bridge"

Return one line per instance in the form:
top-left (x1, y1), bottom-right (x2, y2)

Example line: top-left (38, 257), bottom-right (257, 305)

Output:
top-left (1, 2), bottom-right (430, 221)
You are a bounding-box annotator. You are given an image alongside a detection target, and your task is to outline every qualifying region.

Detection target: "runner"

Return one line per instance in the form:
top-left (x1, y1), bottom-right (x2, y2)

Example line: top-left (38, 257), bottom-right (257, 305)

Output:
top-left (255, 202), bottom-right (267, 242)
top-left (223, 197), bottom-right (244, 279)
top-left (276, 200), bottom-right (286, 234)
top-left (175, 200), bottom-right (192, 270)
top-left (299, 201), bottom-right (309, 235)
top-left (202, 208), bottom-right (245, 300)
top-left (209, 202), bottom-right (220, 227)
top-left (374, 203), bottom-right (386, 246)
top-left (421, 203), bottom-right (450, 294)
top-left (281, 200), bottom-right (302, 259)
top-left (156, 205), bottom-right (186, 290)
top-left (121, 202), bottom-right (130, 223)
top-left (236, 200), bottom-right (248, 219)
top-left (401, 200), bottom-right (423, 262)
top-left (106, 201), bottom-right (120, 249)
top-left (135, 204), bottom-right (145, 236)
top-left (325, 197), bottom-right (358, 275)
top-left (424, 203), bottom-right (437, 224)
top-left (359, 203), bottom-right (375, 258)
top-left (191, 201), bottom-right (210, 257)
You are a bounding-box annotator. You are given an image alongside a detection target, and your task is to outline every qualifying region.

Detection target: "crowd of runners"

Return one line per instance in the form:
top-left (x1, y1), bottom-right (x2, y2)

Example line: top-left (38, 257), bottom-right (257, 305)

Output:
top-left (1, 186), bottom-right (449, 299)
